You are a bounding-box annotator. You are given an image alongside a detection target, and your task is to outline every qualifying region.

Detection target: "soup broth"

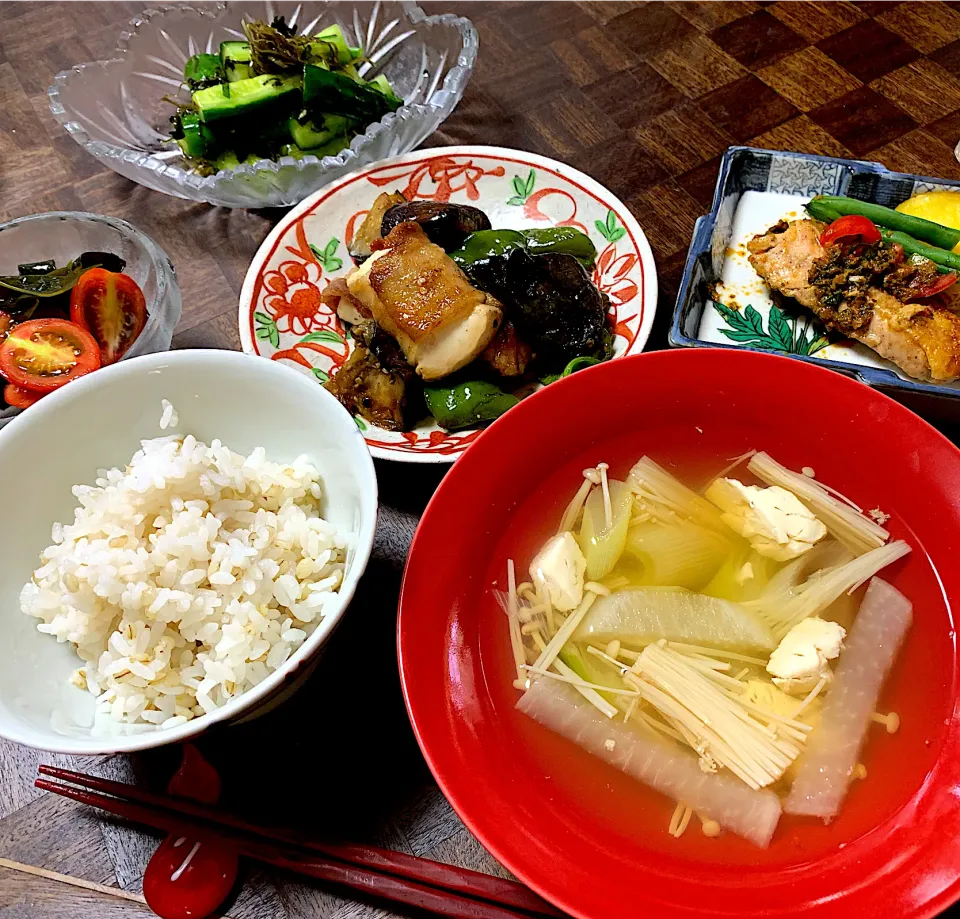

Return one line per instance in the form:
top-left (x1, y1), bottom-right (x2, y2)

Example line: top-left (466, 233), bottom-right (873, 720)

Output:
top-left (480, 431), bottom-right (952, 865)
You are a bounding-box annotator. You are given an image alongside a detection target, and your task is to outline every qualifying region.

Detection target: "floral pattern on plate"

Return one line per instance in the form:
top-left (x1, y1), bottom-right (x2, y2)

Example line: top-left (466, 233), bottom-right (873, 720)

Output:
top-left (239, 146), bottom-right (658, 463)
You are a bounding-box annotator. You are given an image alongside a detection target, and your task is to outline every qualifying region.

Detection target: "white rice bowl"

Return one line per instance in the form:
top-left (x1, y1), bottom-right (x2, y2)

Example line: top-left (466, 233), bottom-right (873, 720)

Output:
top-left (20, 429), bottom-right (348, 736)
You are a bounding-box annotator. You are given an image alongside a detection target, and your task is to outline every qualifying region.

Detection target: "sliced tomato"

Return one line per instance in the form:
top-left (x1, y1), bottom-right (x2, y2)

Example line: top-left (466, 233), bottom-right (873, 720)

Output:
top-left (819, 215), bottom-right (882, 248)
top-left (3, 383), bottom-right (44, 408)
top-left (912, 271), bottom-right (958, 299)
top-left (70, 268), bottom-right (147, 364)
top-left (0, 311), bottom-right (12, 342)
top-left (0, 318), bottom-right (101, 392)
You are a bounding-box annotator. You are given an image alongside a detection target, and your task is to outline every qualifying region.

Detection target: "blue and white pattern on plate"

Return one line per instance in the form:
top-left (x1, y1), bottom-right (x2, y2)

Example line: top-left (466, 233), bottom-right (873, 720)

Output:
top-left (670, 146), bottom-right (960, 418)
top-left (767, 157), bottom-right (845, 197)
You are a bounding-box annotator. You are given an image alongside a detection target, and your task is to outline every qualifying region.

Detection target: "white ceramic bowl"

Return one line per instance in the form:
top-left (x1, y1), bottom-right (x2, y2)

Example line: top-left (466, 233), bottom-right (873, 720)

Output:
top-left (0, 349), bottom-right (377, 754)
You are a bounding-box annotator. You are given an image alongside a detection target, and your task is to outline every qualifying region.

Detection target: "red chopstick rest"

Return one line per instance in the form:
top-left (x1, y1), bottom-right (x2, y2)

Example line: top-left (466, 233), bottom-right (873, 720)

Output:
top-left (142, 745), bottom-right (239, 919)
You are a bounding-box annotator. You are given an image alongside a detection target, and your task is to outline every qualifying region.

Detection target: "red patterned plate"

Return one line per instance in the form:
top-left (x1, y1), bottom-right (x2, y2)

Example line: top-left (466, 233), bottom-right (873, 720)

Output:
top-left (239, 146), bottom-right (657, 463)
top-left (398, 349), bottom-right (960, 919)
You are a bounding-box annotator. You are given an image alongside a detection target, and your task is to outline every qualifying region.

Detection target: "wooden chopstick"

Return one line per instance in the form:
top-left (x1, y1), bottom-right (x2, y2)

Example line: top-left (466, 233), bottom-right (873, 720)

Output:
top-left (37, 764), bottom-right (557, 916)
top-left (35, 778), bottom-right (538, 919)
top-left (36, 768), bottom-right (562, 919)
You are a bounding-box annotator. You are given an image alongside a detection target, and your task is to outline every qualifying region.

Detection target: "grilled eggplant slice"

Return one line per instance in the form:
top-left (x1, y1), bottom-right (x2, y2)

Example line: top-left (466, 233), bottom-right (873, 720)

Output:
top-left (324, 320), bottom-right (417, 430)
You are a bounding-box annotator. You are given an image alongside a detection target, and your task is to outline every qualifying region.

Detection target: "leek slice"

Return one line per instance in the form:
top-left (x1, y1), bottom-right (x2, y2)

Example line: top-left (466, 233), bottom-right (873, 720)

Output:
top-left (747, 540), bottom-right (910, 639)
top-left (703, 545), bottom-right (777, 603)
top-left (578, 479), bottom-right (632, 580)
top-left (626, 519), bottom-right (731, 590)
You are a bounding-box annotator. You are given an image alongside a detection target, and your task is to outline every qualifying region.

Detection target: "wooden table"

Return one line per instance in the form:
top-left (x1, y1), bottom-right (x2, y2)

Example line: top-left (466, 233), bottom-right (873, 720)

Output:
top-left (2, 2), bottom-right (960, 916)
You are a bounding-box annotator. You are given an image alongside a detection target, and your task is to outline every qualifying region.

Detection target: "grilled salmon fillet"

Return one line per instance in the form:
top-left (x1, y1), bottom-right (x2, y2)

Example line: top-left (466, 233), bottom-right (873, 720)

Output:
top-left (748, 218), bottom-right (960, 382)
top-left (344, 222), bottom-right (502, 380)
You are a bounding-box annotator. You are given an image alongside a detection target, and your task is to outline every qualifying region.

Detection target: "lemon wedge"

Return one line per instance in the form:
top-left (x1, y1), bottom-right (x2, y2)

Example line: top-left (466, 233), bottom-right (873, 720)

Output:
top-left (897, 191), bottom-right (960, 253)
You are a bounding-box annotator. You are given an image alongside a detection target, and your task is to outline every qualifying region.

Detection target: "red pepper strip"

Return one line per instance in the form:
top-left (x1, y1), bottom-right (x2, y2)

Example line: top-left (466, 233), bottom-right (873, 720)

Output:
top-left (911, 272), bottom-right (958, 299)
top-left (819, 214), bottom-right (882, 248)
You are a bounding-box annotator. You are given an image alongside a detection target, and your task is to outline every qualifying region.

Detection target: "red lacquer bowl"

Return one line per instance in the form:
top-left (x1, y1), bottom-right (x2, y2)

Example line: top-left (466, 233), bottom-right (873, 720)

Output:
top-left (398, 349), bottom-right (960, 919)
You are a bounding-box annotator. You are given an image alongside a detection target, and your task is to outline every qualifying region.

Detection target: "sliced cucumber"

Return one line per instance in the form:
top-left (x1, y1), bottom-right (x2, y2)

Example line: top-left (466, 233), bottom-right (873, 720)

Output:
top-left (214, 150), bottom-right (241, 170)
top-left (225, 61), bottom-right (253, 82)
top-left (220, 41), bottom-right (253, 82)
top-left (183, 53), bottom-right (223, 89)
top-left (288, 113), bottom-right (353, 149)
top-left (368, 73), bottom-right (402, 106)
top-left (301, 135), bottom-right (352, 158)
top-left (273, 138), bottom-right (351, 160)
top-left (174, 112), bottom-right (217, 158)
top-left (220, 40), bottom-right (252, 64)
top-left (212, 150), bottom-right (263, 171)
top-left (309, 24), bottom-right (354, 67)
top-left (193, 74), bottom-right (302, 124)
top-left (289, 116), bottom-right (330, 150)
top-left (279, 143), bottom-right (308, 159)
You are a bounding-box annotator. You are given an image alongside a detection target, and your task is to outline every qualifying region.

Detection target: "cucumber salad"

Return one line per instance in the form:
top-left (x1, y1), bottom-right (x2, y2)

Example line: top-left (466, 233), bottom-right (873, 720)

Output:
top-left (169, 18), bottom-right (402, 175)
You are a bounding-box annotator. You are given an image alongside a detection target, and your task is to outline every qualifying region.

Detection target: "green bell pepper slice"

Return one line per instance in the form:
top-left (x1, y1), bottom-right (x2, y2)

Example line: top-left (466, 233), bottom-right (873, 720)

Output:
top-left (423, 380), bottom-right (519, 431)
top-left (450, 227), bottom-right (597, 271)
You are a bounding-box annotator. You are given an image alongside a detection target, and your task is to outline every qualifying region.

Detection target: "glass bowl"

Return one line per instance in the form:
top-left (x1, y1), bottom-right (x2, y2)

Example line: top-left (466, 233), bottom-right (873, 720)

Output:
top-left (0, 212), bottom-right (182, 426)
top-left (47, 2), bottom-right (478, 209)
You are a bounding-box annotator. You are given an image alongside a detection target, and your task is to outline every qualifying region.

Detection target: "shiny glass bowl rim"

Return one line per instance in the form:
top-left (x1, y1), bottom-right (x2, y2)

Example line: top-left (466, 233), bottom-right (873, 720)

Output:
top-left (46, 2), bottom-right (479, 195)
top-left (0, 211), bottom-right (178, 353)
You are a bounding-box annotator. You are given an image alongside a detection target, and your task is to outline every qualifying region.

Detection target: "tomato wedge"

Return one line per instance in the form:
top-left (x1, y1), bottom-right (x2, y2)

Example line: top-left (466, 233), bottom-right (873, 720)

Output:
top-left (0, 318), bottom-right (101, 392)
top-left (911, 271), bottom-right (958, 299)
top-left (819, 215), bottom-right (882, 248)
top-left (3, 382), bottom-right (44, 408)
top-left (70, 268), bottom-right (147, 364)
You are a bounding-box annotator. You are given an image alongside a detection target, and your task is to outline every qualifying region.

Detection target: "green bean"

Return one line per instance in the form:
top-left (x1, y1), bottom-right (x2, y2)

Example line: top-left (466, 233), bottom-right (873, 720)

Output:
top-left (804, 199), bottom-right (843, 223)
top-left (880, 229), bottom-right (960, 272)
top-left (811, 195), bottom-right (960, 250)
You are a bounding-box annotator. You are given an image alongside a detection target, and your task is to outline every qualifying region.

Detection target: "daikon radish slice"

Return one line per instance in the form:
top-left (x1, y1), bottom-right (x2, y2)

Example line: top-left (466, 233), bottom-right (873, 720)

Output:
top-left (518, 678), bottom-right (782, 847)
top-left (784, 577), bottom-right (912, 819)
top-left (574, 587), bottom-right (776, 654)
